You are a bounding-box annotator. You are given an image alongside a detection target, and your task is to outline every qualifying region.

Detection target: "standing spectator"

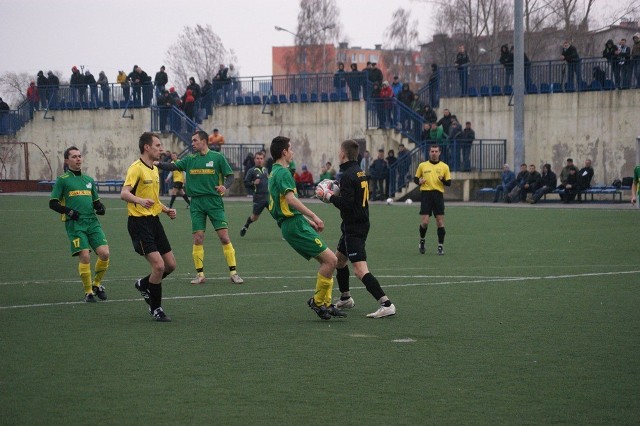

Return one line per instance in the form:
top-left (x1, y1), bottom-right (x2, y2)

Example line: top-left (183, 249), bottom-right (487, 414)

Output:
top-left (369, 149), bottom-right (388, 201)
top-left (397, 83), bottom-right (414, 131)
top-left (410, 93), bottom-right (424, 116)
top-left (97, 71), bottom-right (109, 107)
top-left (70, 66), bottom-right (85, 104)
top-left (186, 77), bottom-right (201, 101)
top-left (380, 81), bottom-right (393, 128)
top-left (49, 146), bottom-right (110, 302)
top-left (182, 89), bottom-right (195, 121)
top-left (428, 63), bottom-right (440, 107)
top-left (632, 163), bottom-right (640, 208)
top-left (427, 122), bottom-right (445, 143)
top-left (318, 161), bottom-right (336, 181)
top-left (155, 130), bottom-right (244, 285)
top-left (36, 71), bottom-right (48, 109)
top-left (47, 71), bottom-right (60, 108)
top-left (561, 41), bottom-right (581, 89)
top-left (454, 45), bottom-right (470, 96)
top-left (121, 133), bottom-right (177, 322)
top-left (26, 81), bottom-right (39, 118)
top-left (529, 163), bottom-right (557, 204)
top-left (520, 164), bottom-right (542, 202)
top-left (0, 97), bottom-right (10, 134)
top-left (390, 76), bottom-right (402, 128)
top-left (201, 79), bottom-right (213, 115)
top-left (632, 33), bottom-right (640, 88)
top-left (499, 44), bottom-right (514, 86)
top-left (437, 108), bottom-right (454, 135)
top-left (128, 65), bottom-right (142, 105)
top-left (240, 151), bottom-right (269, 236)
top-left (213, 64), bottom-right (229, 104)
top-left (414, 145), bottom-right (451, 255)
top-left (228, 64), bottom-right (240, 102)
top-left (157, 90), bottom-right (171, 132)
top-left (493, 164), bottom-right (516, 202)
top-left (139, 67), bottom-right (152, 107)
top-left (396, 144), bottom-right (410, 191)
top-left (333, 62), bottom-right (346, 96)
top-left (208, 128), bottom-right (225, 151)
top-left (385, 149), bottom-right (397, 197)
top-left (447, 118), bottom-right (462, 170)
top-left (154, 65), bottom-right (168, 98)
top-left (85, 70), bottom-right (98, 108)
top-left (370, 82), bottom-right (383, 128)
top-left (325, 139), bottom-right (397, 318)
top-left (460, 121), bottom-right (475, 171)
top-left (117, 70), bottom-right (130, 103)
top-left (346, 63), bottom-right (362, 100)
top-left (368, 62), bottom-right (383, 88)
top-left (422, 104), bottom-right (437, 124)
top-left (603, 39), bottom-right (617, 81)
top-left (617, 38), bottom-right (632, 89)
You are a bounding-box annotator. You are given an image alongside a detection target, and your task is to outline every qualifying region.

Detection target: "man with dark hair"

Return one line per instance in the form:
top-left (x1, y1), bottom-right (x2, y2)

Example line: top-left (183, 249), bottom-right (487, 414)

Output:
top-left (454, 45), bottom-right (470, 96)
top-left (323, 139), bottom-right (396, 318)
top-left (414, 145), bottom-right (451, 255)
top-left (576, 159), bottom-right (594, 201)
top-left (154, 66), bottom-right (168, 98)
top-left (520, 164), bottom-right (542, 202)
top-left (240, 151), bottom-right (269, 237)
top-left (49, 146), bottom-right (110, 302)
top-left (369, 148), bottom-right (388, 201)
top-left (561, 41), bottom-right (581, 88)
top-left (529, 164), bottom-right (557, 204)
top-left (268, 136), bottom-right (344, 320)
top-left (155, 130), bottom-right (243, 285)
top-left (121, 132), bottom-right (177, 322)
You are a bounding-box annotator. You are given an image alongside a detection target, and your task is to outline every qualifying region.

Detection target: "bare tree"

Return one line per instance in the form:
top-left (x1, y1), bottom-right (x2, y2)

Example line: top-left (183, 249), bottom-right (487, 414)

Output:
top-left (382, 8), bottom-right (420, 82)
top-left (165, 24), bottom-right (237, 92)
top-left (0, 72), bottom-right (32, 108)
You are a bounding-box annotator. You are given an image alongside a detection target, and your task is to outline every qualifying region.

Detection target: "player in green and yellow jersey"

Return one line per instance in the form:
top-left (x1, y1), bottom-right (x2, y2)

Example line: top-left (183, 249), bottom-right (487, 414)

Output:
top-left (632, 164), bottom-right (640, 208)
top-left (165, 151), bottom-right (190, 209)
top-left (155, 130), bottom-right (243, 285)
top-left (267, 136), bottom-right (345, 320)
top-left (49, 146), bottom-right (110, 302)
top-left (414, 144), bottom-right (451, 255)
top-left (121, 132), bottom-right (177, 322)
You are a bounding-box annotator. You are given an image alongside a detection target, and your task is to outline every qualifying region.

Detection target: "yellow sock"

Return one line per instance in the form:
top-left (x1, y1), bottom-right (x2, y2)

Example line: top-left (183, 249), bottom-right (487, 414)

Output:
top-left (93, 258), bottom-right (109, 287)
top-left (192, 244), bottom-right (204, 273)
top-left (222, 243), bottom-right (237, 275)
top-left (78, 263), bottom-right (92, 294)
top-left (315, 273), bottom-right (334, 307)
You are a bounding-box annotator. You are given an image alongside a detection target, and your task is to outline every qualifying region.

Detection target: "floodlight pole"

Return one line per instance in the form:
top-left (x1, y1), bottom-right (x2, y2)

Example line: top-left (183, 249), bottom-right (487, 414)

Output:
top-left (513, 0), bottom-right (525, 166)
top-left (275, 24), bottom-right (335, 73)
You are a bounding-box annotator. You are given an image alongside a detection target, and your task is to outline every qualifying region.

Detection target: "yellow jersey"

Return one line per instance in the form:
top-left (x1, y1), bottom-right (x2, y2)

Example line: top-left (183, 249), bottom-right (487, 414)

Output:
top-left (124, 159), bottom-right (163, 216)
top-left (415, 160), bottom-right (451, 193)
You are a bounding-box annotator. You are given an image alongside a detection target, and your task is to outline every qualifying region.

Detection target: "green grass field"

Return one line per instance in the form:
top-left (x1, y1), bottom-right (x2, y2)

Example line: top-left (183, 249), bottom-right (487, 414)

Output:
top-left (1, 194), bottom-right (638, 425)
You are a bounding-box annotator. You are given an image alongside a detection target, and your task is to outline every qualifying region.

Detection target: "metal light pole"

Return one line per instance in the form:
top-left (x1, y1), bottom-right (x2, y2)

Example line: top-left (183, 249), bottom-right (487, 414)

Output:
top-left (275, 24), bottom-right (335, 73)
top-left (513, 0), bottom-right (525, 166)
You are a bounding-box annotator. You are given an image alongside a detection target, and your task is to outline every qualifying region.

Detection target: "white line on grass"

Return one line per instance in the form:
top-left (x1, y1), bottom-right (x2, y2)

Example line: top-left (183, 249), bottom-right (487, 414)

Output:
top-left (1, 270), bottom-right (638, 310)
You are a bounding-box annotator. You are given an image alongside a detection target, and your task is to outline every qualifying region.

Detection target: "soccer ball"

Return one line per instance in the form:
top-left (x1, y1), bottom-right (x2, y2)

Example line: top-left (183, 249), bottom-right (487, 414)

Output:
top-left (386, 198), bottom-right (394, 205)
top-left (405, 198), bottom-right (413, 205)
top-left (315, 179), bottom-right (340, 202)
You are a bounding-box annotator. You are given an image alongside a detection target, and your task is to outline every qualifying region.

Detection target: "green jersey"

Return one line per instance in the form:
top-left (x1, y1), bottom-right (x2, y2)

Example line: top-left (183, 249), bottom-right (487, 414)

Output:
top-left (50, 171), bottom-right (100, 222)
top-left (635, 166), bottom-right (640, 195)
top-left (174, 149), bottom-right (233, 197)
top-left (268, 163), bottom-right (301, 226)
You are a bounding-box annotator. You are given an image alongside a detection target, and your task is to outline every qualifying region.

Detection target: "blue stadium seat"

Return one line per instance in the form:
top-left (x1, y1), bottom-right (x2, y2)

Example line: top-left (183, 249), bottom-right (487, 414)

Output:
top-left (526, 83), bottom-right (538, 94)
top-left (320, 92), bottom-right (329, 102)
top-left (300, 93), bottom-right (309, 103)
top-left (262, 95), bottom-right (269, 104)
top-left (329, 92), bottom-right (339, 102)
top-left (589, 80), bottom-right (602, 91)
top-left (278, 94), bottom-right (288, 104)
top-left (564, 82), bottom-right (575, 92)
top-left (503, 85), bottom-right (512, 96)
top-left (551, 83), bottom-right (562, 93)
top-left (112, 100), bottom-right (119, 108)
top-left (480, 86), bottom-right (490, 97)
top-left (491, 85), bottom-right (502, 96)
top-left (244, 96), bottom-right (252, 105)
top-left (539, 83), bottom-right (550, 94)
top-left (270, 95), bottom-right (279, 104)
top-left (289, 93), bottom-right (298, 103)
top-left (310, 93), bottom-right (318, 102)
top-left (253, 95), bottom-right (261, 105)
top-left (236, 96), bottom-right (244, 105)
top-left (339, 92), bottom-right (349, 101)
top-left (467, 87), bottom-right (478, 97)
top-left (603, 79), bottom-right (615, 90)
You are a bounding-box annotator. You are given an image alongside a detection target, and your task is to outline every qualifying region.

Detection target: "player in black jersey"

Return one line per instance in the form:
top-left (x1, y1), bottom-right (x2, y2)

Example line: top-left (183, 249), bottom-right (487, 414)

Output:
top-left (321, 139), bottom-right (396, 318)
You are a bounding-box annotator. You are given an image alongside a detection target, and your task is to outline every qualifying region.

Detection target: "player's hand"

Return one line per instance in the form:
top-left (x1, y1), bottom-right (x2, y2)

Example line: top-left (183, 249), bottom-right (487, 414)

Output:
top-left (439, 175), bottom-right (445, 182)
top-left (311, 215), bottom-right (324, 232)
top-left (632, 196), bottom-right (636, 205)
top-left (254, 178), bottom-right (260, 185)
top-left (166, 208), bottom-right (177, 219)
top-left (66, 209), bottom-right (80, 221)
top-left (323, 189), bottom-right (333, 202)
top-left (215, 185), bottom-right (226, 195)
top-left (95, 205), bottom-right (106, 216)
top-left (140, 198), bottom-right (155, 209)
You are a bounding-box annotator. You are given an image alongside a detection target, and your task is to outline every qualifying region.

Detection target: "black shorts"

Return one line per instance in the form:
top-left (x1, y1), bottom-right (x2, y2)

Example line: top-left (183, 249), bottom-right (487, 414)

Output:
top-left (420, 190), bottom-right (445, 216)
top-left (252, 195), bottom-right (269, 216)
top-left (173, 181), bottom-right (184, 190)
top-left (127, 215), bottom-right (172, 256)
top-left (337, 222), bottom-right (369, 263)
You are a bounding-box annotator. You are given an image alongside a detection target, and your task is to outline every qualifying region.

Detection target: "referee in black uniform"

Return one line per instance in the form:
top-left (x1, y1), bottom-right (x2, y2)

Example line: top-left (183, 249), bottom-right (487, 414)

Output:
top-left (322, 139), bottom-right (396, 319)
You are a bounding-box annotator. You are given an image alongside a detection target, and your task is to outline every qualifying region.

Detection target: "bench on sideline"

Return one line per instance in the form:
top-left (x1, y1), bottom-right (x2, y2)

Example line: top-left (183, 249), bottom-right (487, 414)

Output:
top-left (38, 179), bottom-right (124, 193)
top-left (477, 185), bottom-right (631, 202)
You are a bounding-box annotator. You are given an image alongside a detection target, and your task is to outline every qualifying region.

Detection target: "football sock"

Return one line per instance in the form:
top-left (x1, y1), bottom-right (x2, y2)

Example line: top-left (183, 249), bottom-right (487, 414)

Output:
top-left (193, 244), bottom-right (204, 273)
top-left (336, 265), bottom-right (350, 293)
top-left (79, 262), bottom-right (92, 294)
top-left (437, 227), bottom-right (446, 244)
top-left (419, 224), bottom-right (427, 238)
top-left (222, 243), bottom-right (237, 274)
top-left (169, 195), bottom-right (176, 208)
top-left (315, 272), bottom-right (334, 307)
top-left (244, 217), bottom-right (253, 229)
top-left (182, 195), bottom-right (190, 205)
top-left (381, 299), bottom-right (392, 307)
top-left (140, 274), bottom-right (150, 288)
top-left (147, 281), bottom-right (162, 311)
top-left (93, 258), bottom-right (109, 287)
top-left (362, 272), bottom-right (385, 300)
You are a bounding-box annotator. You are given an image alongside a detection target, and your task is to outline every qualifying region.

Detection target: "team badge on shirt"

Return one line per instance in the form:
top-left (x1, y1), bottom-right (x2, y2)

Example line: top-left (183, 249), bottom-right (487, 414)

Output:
top-left (206, 161), bottom-right (214, 167)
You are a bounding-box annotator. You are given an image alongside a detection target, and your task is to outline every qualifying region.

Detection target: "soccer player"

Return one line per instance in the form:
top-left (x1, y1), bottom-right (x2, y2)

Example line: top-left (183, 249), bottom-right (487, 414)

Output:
top-left (268, 136), bottom-right (344, 320)
top-left (121, 132), bottom-right (177, 322)
top-left (155, 130), bottom-right (243, 285)
top-left (165, 151), bottom-right (190, 209)
top-left (414, 144), bottom-right (451, 255)
top-left (632, 164), bottom-right (640, 208)
top-left (319, 139), bottom-right (396, 318)
top-left (240, 151), bottom-right (269, 236)
top-left (49, 146), bottom-right (110, 302)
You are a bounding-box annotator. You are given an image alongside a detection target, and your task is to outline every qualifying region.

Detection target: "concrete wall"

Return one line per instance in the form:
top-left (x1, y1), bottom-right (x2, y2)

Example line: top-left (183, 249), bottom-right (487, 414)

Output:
top-left (5, 90), bottom-right (639, 187)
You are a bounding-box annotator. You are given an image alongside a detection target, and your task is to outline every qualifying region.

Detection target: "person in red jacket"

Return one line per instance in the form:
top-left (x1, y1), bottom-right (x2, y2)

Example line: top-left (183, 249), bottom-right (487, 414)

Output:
top-left (27, 81), bottom-right (40, 118)
top-left (295, 164), bottom-right (315, 197)
top-left (182, 89), bottom-right (195, 120)
top-left (380, 81), bottom-right (393, 128)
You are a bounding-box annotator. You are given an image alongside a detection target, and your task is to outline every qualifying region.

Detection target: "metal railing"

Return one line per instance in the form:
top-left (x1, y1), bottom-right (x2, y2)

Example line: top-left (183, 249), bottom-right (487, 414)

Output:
top-left (366, 98), bottom-right (424, 144)
top-left (388, 139), bottom-right (506, 196)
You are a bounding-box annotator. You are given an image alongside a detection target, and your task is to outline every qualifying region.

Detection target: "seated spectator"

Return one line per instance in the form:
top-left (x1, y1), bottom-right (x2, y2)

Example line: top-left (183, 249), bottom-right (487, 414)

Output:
top-left (520, 164), bottom-right (541, 202)
top-left (506, 163), bottom-right (529, 203)
top-left (369, 149), bottom-right (388, 201)
top-left (422, 104), bottom-right (437, 124)
top-left (208, 128), bottom-right (225, 151)
top-left (561, 167), bottom-right (579, 203)
top-left (576, 159), bottom-right (594, 201)
top-left (493, 164), bottom-right (516, 202)
top-left (295, 165), bottom-right (314, 197)
top-left (529, 163), bottom-right (557, 203)
top-left (557, 158), bottom-right (577, 191)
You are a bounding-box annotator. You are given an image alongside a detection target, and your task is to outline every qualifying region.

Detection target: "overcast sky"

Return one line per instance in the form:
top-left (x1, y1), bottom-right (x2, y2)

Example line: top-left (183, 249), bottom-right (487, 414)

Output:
top-left (1, 0), bottom-right (435, 85)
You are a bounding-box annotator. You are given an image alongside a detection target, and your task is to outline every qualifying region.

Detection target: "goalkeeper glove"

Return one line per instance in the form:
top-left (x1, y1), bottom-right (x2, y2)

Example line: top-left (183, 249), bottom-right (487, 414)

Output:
top-left (66, 209), bottom-right (80, 221)
top-left (94, 201), bottom-right (106, 216)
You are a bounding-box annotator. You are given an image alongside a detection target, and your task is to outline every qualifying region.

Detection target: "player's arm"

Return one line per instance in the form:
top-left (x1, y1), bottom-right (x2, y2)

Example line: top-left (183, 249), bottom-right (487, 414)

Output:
top-left (121, 185), bottom-right (156, 209)
top-left (49, 199), bottom-right (80, 220)
top-left (159, 202), bottom-right (177, 219)
top-left (284, 191), bottom-right (324, 232)
top-left (329, 175), bottom-right (355, 210)
top-left (154, 161), bottom-right (178, 171)
top-left (215, 174), bottom-right (234, 195)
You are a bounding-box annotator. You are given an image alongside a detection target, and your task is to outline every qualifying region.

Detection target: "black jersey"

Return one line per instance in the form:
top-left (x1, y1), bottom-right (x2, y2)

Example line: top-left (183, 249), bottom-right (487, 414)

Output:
top-left (330, 160), bottom-right (369, 226)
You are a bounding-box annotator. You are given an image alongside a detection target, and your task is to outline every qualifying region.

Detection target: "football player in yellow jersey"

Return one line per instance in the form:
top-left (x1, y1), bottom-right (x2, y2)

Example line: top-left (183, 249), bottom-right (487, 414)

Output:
top-left (165, 151), bottom-right (190, 209)
top-left (121, 132), bottom-right (177, 322)
top-left (414, 145), bottom-right (451, 255)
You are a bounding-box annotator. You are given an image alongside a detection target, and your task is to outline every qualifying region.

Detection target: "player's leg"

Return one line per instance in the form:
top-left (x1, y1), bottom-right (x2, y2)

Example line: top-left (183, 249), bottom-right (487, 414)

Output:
top-left (434, 193), bottom-right (446, 255)
top-left (77, 249), bottom-right (95, 302)
top-left (335, 236), bottom-right (354, 309)
top-left (144, 251), bottom-right (171, 322)
top-left (92, 244), bottom-right (110, 300)
top-left (179, 188), bottom-right (190, 206)
top-left (215, 228), bottom-right (243, 284)
top-left (168, 187), bottom-right (177, 208)
top-left (241, 199), bottom-right (265, 236)
top-left (314, 248), bottom-right (338, 309)
top-left (418, 191), bottom-right (431, 254)
top-left (190, 198), bottom-right (207, 284)
top-left (352, 261), bottom-right (396, 318)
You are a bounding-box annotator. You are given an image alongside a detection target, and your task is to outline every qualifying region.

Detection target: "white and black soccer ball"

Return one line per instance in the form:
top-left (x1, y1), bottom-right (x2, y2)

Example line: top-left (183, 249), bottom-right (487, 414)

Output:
top-left (386, 198), bottom-right (394, 205)
top-left (405, 198), bottom-right (413, 205)
top-left (316, 179), bottom-right (340, 202)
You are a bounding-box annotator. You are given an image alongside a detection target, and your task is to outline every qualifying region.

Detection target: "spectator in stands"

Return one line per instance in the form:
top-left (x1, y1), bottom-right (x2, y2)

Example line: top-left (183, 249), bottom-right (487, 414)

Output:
top-left (633, 33), bottom-right (640, 88)
top-left (603, 39), bottom-right (617, 81)
top-left (208, 128), bottom-right (225, 152)
top-left (295, 165), bottom-right (315, 197)
top-left (47, 71), bottom-right (59, 108)
top-left (410, 93), bottom-right (423, 116)
top-left (157, 90), bottom-right (171, 133)
top-left (347, 63), bottom-right (362, 100)
top-left (437, 109), bottom-right (454, 136)
top-left (26, 81), bottom-right (39, 118)
top-left (428, 63), bottom-right (440, 108)
top-left (460, 121), bottom-right (475, 171)
top-left (187, 77), bottom-right (201, 100)
top-left (368, 62), bottom-right (383, 88)
top-left (97, 71), bottom-right (109, 107)
top-left (617, 38), bottom-right (632, 89)
top-left (36, 71), bottom-right (48, 109)
top-left (369, 149), bottom-right (388, 201)
top-left (385, 150), bottom-right (397, 197)
top-left (0, 97), bottom-right (9, 134)
top-left (557, 158), bottom-right (577, 192)
top-left (117, 70), bottom-right (130, 103)
top-left (213, 63), bottom-right (229, 104)
top-left (396, 144), bottom-right (410, 190)
top-left (397, 83), bottom-right (414, 130)
top-left (182, 89), bottom-right (195, 120)
top-left (454, 45), bottom-right (470, 97)
top-left (379, 81), bottom-right (393, 128)
top-left (334, 62), bottom-right (346, 96)
top-left (427, 122), bottom-right (445, 143)
top-left (576, 158), bottom-right (594, 202)
top-left (520, 164), bottom-right (541, 202)
top-left (506, 163), bottom-right (529, 203)
top-left (499, 44), bottom-right (514, 86)
top-left (420, 122), bottom-right (431, 142)
top-left (154, 66), bottom-right (168, 98)
top-left (391, 76), bottom-right (402, 125)
top-left (561, 41), bottom-right (581, 88)
top-left (128, 65), bottom-right (142, 105)
top-left (318, 161), bottom-right (336, 182)
top-left (422, 104), bottom-right (437, 124)
top-left (529, 163), bottom-right (557, 204)
top-left (632, 163), bottom-right (640, 208)
top-left (70, 66), bottom-right (85, 104)
top-left (168, 87), bottom-right (181, 107)
top-left (228, 64), bottom-right (239, 102)
top-left (140, 67), bottom-right (152, 107)
top-left (560, 167), bottom-right (579, 203)
top-left (493, 164), bottom-right (516, 202)
top-left (85, 70), bottom-right (98, 108)
top-left (201, 79), bottom-right (213, 115)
